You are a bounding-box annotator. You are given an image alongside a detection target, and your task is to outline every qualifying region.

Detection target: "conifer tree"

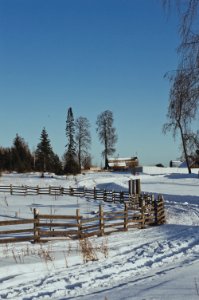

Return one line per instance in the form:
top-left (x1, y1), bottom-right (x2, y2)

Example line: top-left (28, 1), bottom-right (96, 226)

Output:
top-left (0, 147), bottom-right (12, 171)
top-left (12, 134), bottom-right (33, 172)
top-left (35, 127), bottom-right (57, 173)
top-left (64, 107), bottom-right (80, 174)
top-left (35, 128), bottom-right (52, 172)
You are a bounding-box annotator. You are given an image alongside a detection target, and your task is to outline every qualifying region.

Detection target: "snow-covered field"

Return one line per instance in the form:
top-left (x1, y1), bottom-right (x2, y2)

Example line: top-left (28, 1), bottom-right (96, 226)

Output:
top-left (0, 167), bottom-right (199, 300)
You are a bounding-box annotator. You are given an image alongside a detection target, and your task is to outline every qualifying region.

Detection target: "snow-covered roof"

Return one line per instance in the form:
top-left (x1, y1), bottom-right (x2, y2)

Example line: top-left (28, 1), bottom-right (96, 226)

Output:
top-left (108, 157), bottom-right (138, 162)
top-left (108, 162), bottom-right (126, 167)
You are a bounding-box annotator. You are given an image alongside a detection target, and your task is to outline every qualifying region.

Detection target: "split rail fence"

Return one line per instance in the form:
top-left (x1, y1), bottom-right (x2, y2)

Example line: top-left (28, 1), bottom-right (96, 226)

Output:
top-left (0, 185), bottom-right (166, 244)
top-left (0, 184), bottom-right (139, 202)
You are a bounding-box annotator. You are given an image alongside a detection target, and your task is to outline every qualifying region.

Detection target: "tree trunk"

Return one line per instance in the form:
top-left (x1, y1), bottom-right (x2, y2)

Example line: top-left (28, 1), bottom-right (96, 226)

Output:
top-left (179, 123), bottom-right (191, 174)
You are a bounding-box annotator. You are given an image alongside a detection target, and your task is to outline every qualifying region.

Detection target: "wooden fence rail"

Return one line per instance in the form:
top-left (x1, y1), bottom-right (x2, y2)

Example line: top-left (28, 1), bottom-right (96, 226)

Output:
top-left (0, 185), bottom-right (136, 202)
top-left (0, 197), bottom-right (166, 244)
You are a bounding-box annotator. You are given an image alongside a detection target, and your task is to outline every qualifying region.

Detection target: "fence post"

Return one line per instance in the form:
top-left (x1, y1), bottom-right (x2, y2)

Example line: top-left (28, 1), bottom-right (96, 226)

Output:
top-left (140, 197), bottom-right (145, 229)
top-left (49, 185), bottom-right (51, 195)
top-left (76, 209), bottom-right (82, 239)
top-left (136, 179), bottom-right (141, 195)
top-left (120, 191), bottom-right (124, 202)
top-left (94, 187), bottom-right (97, 199)
top-left (83, 186), bottom-right (86, 196)
top-left (10, 184), bottom-right (13, 195)
top-left (70, 186), bottom-right (74, 196)
top-left (59, 186), bottom-right (63, 195)
top-left (99, 205), bottom-right (104, 236)
top-left (112, 190), bottom-right (115, 203)
top-left (128, 179), bottom-right (134, 195)
top-left (33, 208), bottom-right (40, 243)
top-left (124, 203), bottom-right (128, 231)
top-left (37, 185), bottom-right (39, 195)
top-left (24, 185), bottom-right (27, 195)
top-left (103, 189), bottom-right (107, 201)
top-left (154, 197), bottom-right (158, 225)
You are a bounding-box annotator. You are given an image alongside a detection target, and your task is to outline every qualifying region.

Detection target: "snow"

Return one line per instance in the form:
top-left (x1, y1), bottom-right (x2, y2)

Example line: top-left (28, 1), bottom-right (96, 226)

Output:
top-left (0, 167), bottom-right (199, 299)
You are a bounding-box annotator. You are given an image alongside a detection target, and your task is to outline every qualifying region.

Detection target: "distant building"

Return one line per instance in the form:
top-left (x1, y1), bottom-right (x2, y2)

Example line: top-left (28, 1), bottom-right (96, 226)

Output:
top-left (108, 157), bottom-right (139, 171)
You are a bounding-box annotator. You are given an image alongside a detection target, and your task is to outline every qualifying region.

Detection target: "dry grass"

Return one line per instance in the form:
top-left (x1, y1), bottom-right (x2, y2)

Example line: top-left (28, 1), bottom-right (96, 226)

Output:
top-left (2, 242), bottom-right (55, 266)
top-left (98, 236), bottom-right (109, 258)
top-left (79, 238), bottom-right (98, 263)
top-left (79, 236), bottom-right (109, 263)
top-left (38, 244), bottom-right (54, 264)
top-left (63, 240), bottom-right (72, 267)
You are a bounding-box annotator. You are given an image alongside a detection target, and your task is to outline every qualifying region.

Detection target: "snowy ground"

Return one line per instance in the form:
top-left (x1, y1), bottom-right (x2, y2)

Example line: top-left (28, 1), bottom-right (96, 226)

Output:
top-left (0, 167), bottom-right (199, 300)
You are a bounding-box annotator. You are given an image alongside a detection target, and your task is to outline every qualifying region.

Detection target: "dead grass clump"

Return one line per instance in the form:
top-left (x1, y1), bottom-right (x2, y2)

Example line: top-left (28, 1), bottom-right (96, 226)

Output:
top-left (38, 244), bottom-right (54, 262)
top-left (98, 236), bottom-right (109, 258)
top-left (79, 236), bottom-right (109, 263)
top-left (79, 237), bottom-right (98, 263)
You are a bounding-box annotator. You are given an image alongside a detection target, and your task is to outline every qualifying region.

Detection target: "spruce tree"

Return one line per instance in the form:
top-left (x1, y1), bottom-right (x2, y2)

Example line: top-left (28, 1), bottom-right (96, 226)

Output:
top-left (35, 128), bottom-right (63, 174)
top-left (12, 134), bottom-right (33, 172)
top-left (64, 107), bottom-right (80, 174)
top-left (35, 127), bottom-right (54, 172)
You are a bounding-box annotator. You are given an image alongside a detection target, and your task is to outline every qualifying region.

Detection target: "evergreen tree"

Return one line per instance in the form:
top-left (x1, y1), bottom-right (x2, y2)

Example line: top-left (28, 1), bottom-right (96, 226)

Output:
top-left (35, 127), bottom-right (54, 172)
top-left (0, 147), bottom-right (12, 171)
top-left (64, 107), bottom-right (80, 174)
top-left (12, 134), bottom-right (33, 172)
top-left (51, 153), bottom-right (64, 175)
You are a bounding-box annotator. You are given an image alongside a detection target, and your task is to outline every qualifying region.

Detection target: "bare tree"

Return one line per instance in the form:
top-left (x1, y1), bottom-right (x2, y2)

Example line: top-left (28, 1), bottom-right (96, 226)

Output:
top-left (163, 0), bottom-right (199, 101)
top-left (163, 1), bottom-right (199, 172)
top-left (96, 110), bottom-right (117, 169)
top-left (75, 116), bottom-right (91, 169)
top-left (163, 68), bottom-right (198, 173)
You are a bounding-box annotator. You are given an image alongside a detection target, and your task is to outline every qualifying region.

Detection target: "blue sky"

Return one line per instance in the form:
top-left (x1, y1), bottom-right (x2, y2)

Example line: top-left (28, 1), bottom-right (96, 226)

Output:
top-left (0, 0), bottom-right (181, 166)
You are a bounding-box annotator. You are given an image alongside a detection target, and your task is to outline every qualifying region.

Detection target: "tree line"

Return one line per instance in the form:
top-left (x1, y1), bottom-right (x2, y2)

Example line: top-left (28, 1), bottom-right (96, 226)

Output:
top-left (0, 108), bottom-right (117, 175)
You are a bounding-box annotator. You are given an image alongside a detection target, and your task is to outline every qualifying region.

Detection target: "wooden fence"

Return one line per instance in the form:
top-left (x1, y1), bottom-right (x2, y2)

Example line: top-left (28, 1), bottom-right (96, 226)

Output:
top-left (0, 184), bottom-right (136, 202)
top-left (0, 195), bottom-right (166, 244)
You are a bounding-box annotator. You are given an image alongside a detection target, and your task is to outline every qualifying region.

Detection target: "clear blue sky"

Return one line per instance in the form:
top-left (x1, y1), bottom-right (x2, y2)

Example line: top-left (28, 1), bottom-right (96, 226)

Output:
top-left (0, 0), bottom-right (181, 166)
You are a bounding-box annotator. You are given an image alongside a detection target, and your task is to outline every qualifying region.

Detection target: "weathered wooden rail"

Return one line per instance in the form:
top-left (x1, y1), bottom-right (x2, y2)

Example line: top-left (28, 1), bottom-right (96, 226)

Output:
top-left (0, 196), bottom-right (166, 244)
top-left (0, 184), bottom-right (134, 202)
